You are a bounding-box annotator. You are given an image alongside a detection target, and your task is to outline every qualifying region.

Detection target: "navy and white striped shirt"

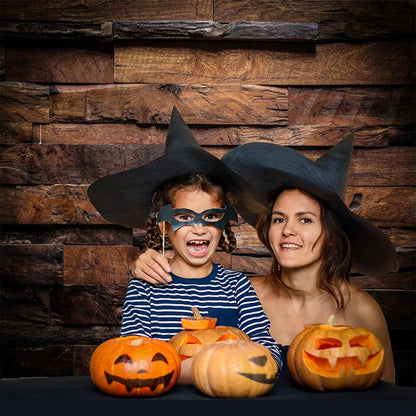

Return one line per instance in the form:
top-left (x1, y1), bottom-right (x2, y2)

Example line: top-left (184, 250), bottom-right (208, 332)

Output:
top-left (121, 262), bottom-right (282, 368)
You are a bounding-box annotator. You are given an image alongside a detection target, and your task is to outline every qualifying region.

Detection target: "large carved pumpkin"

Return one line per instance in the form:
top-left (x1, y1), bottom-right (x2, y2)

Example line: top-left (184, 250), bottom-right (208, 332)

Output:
top-left (191, 339), bottom-right (279, 397)
top-left (90, 335), bottom-right (181, 397)
top-left (169, 307), bottom-right (250, 360)
top-left (287, 320), bottom-right (385, 392)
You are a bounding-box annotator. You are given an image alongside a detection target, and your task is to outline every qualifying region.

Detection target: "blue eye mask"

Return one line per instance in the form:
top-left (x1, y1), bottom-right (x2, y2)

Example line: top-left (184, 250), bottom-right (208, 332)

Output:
top-left (155, 204), bottom-right (238, 232)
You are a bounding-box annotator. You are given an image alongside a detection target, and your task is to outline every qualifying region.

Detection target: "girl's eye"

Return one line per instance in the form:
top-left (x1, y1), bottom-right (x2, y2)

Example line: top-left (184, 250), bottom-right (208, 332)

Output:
top-left (175, 214), bottom-right (194, 222)
top-left (300, 218), bottom-right (312, 224)
top-left (272, 217), bottom-right (285, 224)
top-left (203, 213), bottom-right (223, 222)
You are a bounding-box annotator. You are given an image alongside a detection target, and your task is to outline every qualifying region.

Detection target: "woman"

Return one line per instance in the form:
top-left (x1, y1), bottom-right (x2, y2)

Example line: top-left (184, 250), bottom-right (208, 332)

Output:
top-left (130, 134), bottom-right (399, 383)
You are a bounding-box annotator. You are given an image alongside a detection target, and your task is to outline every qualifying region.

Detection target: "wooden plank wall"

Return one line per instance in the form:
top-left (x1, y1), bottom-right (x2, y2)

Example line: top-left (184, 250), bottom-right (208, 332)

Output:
top-left (0, 0), bottom-right (415, 386)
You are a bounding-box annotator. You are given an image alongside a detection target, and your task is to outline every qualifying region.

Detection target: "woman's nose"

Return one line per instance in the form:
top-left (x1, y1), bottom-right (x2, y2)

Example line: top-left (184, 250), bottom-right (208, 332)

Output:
top-left (282, 220), bottom-right (296, 236)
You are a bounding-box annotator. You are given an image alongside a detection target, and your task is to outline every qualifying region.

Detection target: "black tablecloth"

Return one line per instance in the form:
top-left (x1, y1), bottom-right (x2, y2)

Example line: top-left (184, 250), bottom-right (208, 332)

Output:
top-left (1, 371), bottom-right (415, 415)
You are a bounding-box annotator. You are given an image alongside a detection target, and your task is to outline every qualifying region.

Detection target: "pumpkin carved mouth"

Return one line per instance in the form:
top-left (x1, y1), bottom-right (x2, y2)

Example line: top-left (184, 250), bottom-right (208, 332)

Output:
top-left (237, 372), bottom-right (277, 384)
top-left (303, 350), bottom-right (384, 377)
top-left (104, 370), bottom-right (175, 393)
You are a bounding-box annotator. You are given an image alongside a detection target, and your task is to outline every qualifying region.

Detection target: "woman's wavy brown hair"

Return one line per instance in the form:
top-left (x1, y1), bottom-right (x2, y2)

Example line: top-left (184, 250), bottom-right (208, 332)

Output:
top-left (256, 186), bottom-right (352, 311)
top-left (146, 173), bottom-right (237, 253)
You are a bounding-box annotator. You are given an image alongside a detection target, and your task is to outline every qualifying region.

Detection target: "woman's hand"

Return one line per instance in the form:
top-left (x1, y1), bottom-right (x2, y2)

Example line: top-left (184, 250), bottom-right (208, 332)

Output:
top-left (129, 249), bottom-right (172, 284)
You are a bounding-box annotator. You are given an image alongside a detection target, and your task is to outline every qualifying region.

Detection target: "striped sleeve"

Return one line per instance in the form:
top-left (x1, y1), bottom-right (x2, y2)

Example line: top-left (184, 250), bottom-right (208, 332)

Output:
top-left (234, 273), bottom-right (283, 371)
top-left (120, 278), bottom-right (152, 337)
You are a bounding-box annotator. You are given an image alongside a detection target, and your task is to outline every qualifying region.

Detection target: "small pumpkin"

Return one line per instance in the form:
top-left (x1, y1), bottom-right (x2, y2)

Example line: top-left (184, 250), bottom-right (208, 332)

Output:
top-left (170, 307), bottom-right (250, 360)
top-left (191, 339), bottom-right (279, 397)
top-left (90, 335), bottom-right (181, 397)
top-left (181, 306), bottom-right (218, 330)
top-left (287, 316), bottom-right (385, 392)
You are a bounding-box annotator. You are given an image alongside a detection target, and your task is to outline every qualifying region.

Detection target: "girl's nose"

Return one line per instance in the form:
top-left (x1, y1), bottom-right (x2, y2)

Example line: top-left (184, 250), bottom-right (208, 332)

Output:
top-left (192, 223), bottom-right (207, 233)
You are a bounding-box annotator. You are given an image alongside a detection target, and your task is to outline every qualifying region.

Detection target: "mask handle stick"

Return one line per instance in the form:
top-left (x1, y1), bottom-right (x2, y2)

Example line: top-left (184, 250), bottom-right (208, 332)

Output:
top-left (162, 221), bottom-right (165, 257)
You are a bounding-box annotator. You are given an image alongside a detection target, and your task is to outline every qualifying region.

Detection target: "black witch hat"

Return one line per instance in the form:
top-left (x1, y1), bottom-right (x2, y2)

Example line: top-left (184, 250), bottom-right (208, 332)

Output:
top-left (88, 106), bottom-right (267, 229)
top-left (222, 134), bottom-right (399, 276)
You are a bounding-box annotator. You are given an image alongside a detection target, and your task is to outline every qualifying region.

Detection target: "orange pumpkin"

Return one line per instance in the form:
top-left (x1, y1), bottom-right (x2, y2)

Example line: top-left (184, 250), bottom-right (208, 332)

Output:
top-left (170, 307), bottom-right (250, 360)
top-left (90, 335), bottom-right (181, 397)
top-left (287, 319), bottom-right (385, 392)
top-left (181, 306), bottom-right (217, 330)
top-left (191, 339), bottom-right (279, 397)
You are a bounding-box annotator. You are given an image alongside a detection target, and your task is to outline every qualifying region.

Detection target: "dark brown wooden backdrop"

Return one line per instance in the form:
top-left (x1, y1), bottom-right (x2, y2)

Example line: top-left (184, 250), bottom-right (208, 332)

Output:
top-left (0, 0), bottom-right (415, 386)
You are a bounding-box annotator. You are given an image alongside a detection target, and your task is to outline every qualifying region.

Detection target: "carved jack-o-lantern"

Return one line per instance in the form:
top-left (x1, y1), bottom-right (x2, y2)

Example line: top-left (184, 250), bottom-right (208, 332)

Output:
top-left (90, 336), bottom-right (181, 397)
top-left (287, 321), bottom-right (385, 392)
top-left (191, 339), bottom-right (279, 397)
top-left (169, 307), bottom-right (250, 360)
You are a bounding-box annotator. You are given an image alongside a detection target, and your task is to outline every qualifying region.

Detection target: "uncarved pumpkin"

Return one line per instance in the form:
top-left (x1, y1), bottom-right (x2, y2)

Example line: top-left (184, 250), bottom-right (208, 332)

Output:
top-left (191, 339), bottom-right (279, 397)
top-left (90, 335), bottom-right (181, 397)
top-left (287, 321), bottom-right (385, 392)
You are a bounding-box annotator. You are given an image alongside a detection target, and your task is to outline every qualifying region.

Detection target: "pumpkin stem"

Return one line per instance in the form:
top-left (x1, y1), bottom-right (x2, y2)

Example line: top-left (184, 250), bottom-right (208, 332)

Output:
top-left (192, 306), bottom-right (202, 319)
top-left (327, 314), bottom-right (335, 326)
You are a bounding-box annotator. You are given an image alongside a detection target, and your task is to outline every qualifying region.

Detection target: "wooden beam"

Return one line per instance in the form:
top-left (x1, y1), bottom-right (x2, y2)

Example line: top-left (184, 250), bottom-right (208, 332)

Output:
top-left (0, 82), bottom-right (49, 123)
top-left (115, 41), bottom-right (414, 85)
top-left (113, 21), bottom-right (318, 41)
top-left (6, 45), bottom-right (114, 84)
top-left (1, 21), bottom-right (113, 42)
top-left (0, 0), bottom-right (213, 22)
top-left (50, 84), bottom-right (287, 125)
top-left (289, 86), bottom-right (416, 127)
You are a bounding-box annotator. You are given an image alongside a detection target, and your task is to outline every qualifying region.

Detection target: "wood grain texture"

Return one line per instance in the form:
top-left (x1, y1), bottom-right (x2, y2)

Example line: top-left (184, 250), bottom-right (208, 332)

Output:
top-left (289, 87), bottom-right (416, 126)
top-left (214, 0), bottom-right (415, 41)
top-left (1, 21), bottom-right (113, 42)
top-left (0, 82), bottom-right (49, 123)
top-left (50, 83), bottom-right (287, 124)
top-left (0, 122), bottom-right (32, 144)
top-left (6, 45), bottom-right (114, 84)
top-left (113, 21), bottom-right (318, 41)
top-left (115, 41), bottom-right (414, 85)
top-left (63, 245), bottom-right (140, 285)
top-left (0, 244), bottom-right (63, 285)
top-left (0, 0), bottom-right (213, 22)
top-left (33, 123), bottom-right (392, 146)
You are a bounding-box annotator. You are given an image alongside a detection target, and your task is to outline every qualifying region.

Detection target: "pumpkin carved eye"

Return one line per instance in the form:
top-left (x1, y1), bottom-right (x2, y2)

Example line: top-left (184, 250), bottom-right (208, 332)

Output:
top-left (152, 352), bottom-right (168, 363)
top-left (114, 354), bottom-right (134, 364)
top-left (248, 355), bottom-right (268, 366)
top-left (216, 333), bottom-right (240, 342)
top-left (315, 337), bottom-right (343, 350)
top-left (349, 334), bottom-right (375, 349)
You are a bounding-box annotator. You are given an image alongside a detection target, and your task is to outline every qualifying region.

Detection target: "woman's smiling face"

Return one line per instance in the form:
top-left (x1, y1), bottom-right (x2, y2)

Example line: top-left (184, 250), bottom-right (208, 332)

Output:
top-left (268, 189), bottom-right (325, 272)
top-left (161, 188), bottom-right (223, 276)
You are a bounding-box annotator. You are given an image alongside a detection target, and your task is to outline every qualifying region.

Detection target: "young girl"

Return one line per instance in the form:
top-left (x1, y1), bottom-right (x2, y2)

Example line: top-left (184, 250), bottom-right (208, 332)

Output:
top-left (88, 107), bottom-right (282, 385)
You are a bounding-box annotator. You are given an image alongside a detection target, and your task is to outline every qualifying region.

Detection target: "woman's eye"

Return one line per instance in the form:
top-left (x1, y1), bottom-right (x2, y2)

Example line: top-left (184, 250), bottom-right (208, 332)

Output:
top-left (272, 217), bottom-right (284, 224)
top-left (300, 218), bottom-right (312, 224)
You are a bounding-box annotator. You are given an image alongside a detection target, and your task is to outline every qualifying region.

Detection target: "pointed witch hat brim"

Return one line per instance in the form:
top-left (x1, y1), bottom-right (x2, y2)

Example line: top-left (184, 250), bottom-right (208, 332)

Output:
top-left (87, 106), bottom-right (268, 229)
top-left (222, 134), bottom-right (399, 276)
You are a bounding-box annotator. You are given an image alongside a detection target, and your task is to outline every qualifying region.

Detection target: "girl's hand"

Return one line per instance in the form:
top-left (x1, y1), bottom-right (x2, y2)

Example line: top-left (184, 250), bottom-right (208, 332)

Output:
top-left (129, 249), bottom-right (172, 284)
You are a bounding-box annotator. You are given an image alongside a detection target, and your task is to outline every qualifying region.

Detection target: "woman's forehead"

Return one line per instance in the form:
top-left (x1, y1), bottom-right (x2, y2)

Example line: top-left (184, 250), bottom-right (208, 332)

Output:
top-left (273, 189), bottom-right (321, 213)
